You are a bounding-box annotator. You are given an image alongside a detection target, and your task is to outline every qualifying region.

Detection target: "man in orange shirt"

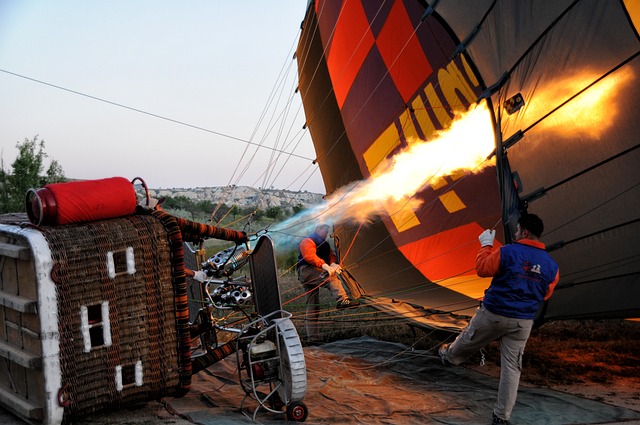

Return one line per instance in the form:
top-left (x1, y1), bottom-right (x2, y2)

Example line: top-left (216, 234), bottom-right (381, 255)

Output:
top-left (297, 223), bottom-right (359, 343)
top-left (439, 213), bottom-right (559, 425)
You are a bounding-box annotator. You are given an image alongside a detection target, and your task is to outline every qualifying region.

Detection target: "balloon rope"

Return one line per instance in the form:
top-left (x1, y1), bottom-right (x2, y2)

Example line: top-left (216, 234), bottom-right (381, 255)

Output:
top-left (338, 221), bottom-right (365, 266)
top-left (283, 274), bottom-right (332, 306)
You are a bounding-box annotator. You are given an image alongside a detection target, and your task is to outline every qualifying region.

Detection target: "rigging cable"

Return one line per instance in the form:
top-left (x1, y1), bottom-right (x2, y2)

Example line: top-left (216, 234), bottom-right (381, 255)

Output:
top-left (0, 68), bottom-right (313, 162)
top-left (208, 27), bottom-right (324, 223)
top-left (298, 0), bottom-right (392, 162)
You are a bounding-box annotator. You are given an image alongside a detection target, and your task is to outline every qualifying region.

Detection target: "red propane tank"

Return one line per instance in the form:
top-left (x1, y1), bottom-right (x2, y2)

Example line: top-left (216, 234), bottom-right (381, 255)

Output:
top-left (26, 177), bottom-right (138, 226)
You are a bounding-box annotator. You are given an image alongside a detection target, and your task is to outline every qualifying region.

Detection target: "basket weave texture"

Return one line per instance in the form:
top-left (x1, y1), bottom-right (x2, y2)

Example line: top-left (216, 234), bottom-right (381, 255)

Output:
top-left (41, 214), bottom-right (183, 417)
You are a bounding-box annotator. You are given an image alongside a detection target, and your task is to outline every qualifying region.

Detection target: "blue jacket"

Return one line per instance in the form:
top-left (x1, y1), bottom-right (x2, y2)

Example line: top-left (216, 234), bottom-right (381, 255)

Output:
top-left (297, 231), bottom-right (334, 269)
top-left (481, 241), bottom-right (559, 319)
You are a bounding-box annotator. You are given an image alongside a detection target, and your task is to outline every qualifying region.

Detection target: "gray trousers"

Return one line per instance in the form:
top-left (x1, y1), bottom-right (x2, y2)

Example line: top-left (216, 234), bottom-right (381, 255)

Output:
top-left (440, 306), bottom-right (533, 421)
top-left (297, 264), bottom-right (347, 340)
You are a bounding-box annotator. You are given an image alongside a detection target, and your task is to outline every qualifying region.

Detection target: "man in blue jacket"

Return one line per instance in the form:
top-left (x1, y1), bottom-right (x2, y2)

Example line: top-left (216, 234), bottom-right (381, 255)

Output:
top-left (439, 213), bottom-right (560, 425)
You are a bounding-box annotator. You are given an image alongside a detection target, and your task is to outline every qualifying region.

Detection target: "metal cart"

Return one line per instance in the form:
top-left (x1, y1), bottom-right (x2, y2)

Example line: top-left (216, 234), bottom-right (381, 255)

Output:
top-left (237, 310), bottom-right (308, 421)
top-left (187, 234), bottom-right (309, 422)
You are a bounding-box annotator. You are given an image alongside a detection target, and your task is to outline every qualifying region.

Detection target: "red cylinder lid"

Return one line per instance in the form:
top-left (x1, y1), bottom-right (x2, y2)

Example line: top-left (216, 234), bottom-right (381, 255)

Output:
top-left (26, 187), bottom-right (57, 225)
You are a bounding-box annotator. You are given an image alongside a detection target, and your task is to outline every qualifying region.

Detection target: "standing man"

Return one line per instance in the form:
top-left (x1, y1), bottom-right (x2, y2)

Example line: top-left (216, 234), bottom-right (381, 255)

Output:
top-left (297, 223), bottom-right (359, 343)
top-left (439, 213), bottom-right (559, 425)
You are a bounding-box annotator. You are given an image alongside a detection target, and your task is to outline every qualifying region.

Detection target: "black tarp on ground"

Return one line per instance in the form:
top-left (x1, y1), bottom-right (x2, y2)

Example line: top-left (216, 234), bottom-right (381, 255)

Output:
top-left (164, 337), bottom-right (640, 425)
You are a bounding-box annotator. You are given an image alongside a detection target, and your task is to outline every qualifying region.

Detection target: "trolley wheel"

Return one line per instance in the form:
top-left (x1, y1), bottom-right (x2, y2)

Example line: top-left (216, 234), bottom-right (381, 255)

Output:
top-left (275, 319), bottom-right (307, 402)
top-left (286, 401), bottom-right (308, 422)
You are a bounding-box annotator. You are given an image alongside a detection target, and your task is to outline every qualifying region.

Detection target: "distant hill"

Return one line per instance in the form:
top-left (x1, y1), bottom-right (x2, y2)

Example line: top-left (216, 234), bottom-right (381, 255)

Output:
top-left (148, 186), bottom-right (325, 211)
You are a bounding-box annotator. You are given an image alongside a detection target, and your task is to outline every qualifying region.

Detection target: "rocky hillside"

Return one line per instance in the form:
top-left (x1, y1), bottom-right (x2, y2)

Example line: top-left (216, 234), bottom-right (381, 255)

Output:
top-left (147, 185), bottom-right (324, 210)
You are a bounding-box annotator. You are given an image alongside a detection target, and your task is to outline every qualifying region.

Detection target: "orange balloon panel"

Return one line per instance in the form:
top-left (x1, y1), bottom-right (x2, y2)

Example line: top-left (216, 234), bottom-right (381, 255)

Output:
top-left (398, 222), bottom-right (497, 299)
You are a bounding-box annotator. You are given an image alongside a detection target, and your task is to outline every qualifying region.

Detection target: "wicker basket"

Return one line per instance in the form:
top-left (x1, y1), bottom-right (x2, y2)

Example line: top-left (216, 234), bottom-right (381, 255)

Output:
top-left (0, 213), bottom-right (190, 424)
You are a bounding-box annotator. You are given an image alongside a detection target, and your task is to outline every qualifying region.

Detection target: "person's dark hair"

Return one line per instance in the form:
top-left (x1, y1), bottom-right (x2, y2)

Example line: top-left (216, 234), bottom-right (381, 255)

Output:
top-left (519, 213), bottom-right (544, 238)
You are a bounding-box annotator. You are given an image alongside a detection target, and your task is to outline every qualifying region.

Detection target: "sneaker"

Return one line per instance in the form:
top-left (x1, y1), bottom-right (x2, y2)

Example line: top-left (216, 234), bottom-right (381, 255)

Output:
top-left (438, 344), bottom-right (452, 366)
top-left (336, 298), bottom-right (360, 309)
top-left (492, 413), bottom-right (509, 424)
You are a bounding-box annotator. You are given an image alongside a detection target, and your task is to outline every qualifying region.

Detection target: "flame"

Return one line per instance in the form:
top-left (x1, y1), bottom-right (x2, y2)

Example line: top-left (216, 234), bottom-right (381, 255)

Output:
top-left (270, 69), bottom-right (634, 257)
top-left (273, 102), bottom-right (495, 239)
top-left (526, 68), bottom-right (633, 138)
top-left (358, 103), bottom-right (495, 204)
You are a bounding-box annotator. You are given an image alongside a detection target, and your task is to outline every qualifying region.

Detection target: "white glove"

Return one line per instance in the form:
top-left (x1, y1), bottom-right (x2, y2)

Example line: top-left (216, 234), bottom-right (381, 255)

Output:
top-left (321, 263), bottom-right (335, 276)
top-left (330, 262), bottom-right (343, 275)
top-left (478, 229), bottom-right (496, 247)
top-left (192, 270), bottom-right (207, 282)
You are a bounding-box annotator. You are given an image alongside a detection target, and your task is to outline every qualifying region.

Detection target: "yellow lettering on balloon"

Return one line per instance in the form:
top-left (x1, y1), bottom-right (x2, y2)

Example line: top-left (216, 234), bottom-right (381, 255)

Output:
top-left (363, 57), bottom-right (482, 234)
top-left (410, 95), bottom-right (436, 141)
top-left (398, 108), bottom-right (422, 148)
top-left (363, 122), bottom-right (421, 232)
top-left (385, 198), bottom-right (422, 231)
top-left (423, 82), bottom-right (452, 130)
top-left (439, 191), bottom-right (466, 213)
top-left (430, 176), bottom-right (448, 190)
top-left (460, 54), bottom-right (480, 87)
top-left (439, 60), bottom-right (479, 113)
top-left (362, 124), bottom-right (401, 173)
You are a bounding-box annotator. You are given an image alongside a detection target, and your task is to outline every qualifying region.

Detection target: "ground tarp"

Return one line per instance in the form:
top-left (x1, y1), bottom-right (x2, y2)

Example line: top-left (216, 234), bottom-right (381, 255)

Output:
top-left (165, 337), bottom-right (640, 425)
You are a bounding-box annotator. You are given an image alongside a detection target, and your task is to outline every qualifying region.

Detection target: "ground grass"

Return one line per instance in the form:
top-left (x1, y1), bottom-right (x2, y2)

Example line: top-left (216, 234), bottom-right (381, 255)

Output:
top-left (521, 319), bottom-right (640, 386)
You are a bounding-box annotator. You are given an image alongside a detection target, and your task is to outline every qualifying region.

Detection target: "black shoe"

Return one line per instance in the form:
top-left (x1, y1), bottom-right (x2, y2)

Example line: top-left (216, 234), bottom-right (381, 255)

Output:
top-left (492, 413), bottom-right (509, 424)
top-left (336, 298), bottom-right (360, 309)
top-left (438, 344), bottom-right (452, 366)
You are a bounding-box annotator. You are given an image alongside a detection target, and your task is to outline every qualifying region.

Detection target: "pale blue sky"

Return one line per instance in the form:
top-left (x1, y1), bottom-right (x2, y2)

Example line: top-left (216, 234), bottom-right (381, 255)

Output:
top-left (0, 1), bottom-right (325, 192)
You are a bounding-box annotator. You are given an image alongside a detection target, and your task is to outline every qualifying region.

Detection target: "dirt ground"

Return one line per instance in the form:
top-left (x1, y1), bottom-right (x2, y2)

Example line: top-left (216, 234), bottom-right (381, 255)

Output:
top-left (2, 314), bottom-right (638, 425)
top-left (467, 350), bottom-right (640, 414)
top-left (468, 319), bottom-right (640, 413)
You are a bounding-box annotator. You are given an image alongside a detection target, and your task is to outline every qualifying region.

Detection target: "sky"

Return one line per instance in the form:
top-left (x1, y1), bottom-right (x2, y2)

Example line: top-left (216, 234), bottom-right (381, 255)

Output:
top-left (0, 1), bottom-right (326, 193)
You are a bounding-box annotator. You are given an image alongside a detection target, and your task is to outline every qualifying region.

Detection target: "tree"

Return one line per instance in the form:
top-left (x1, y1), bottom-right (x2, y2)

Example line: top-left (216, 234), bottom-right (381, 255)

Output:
top-left (0, 161), bottom-right (10, 212)
top-left (229, 205), bottom-right (239, 219)
top-left (46, 159), bottom-right (66, 184)
top-left (265, 206), bottom-right (284, 220)
top-left (253, 209), bottom-right (265, 220)
top-left (196, 199), bottom-right (215, 215)
top-left (0, 136), bottom-right (66, 213)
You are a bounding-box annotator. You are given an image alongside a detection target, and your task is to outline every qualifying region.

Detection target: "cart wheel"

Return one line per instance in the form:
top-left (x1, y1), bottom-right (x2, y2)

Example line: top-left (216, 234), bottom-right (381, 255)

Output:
top-left (286, 401), bottom-right (308, 422)
top-left (275, 319), bottom-right (307, 402)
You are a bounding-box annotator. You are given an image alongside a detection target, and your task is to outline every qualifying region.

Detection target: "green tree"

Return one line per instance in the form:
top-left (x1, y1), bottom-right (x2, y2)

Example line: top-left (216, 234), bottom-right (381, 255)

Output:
top-left (229, 205), bottom-right (239, 219)
top-left (240, 206), bottom-right (256, 217)
top-left (265, 206), bottom-right (283, 220)
top-left (0, 136), bottom-right (65, 213)
top-left (163, 195), bottom-right (193, 210)
top-left (45, 159), bottom-right (66, 184)
top-left (197, 199), bottom-right (214, 215)
top-left (0, 161), bottom-right (10, 212)
top-left (253, 209), bottom-right (265, 220)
